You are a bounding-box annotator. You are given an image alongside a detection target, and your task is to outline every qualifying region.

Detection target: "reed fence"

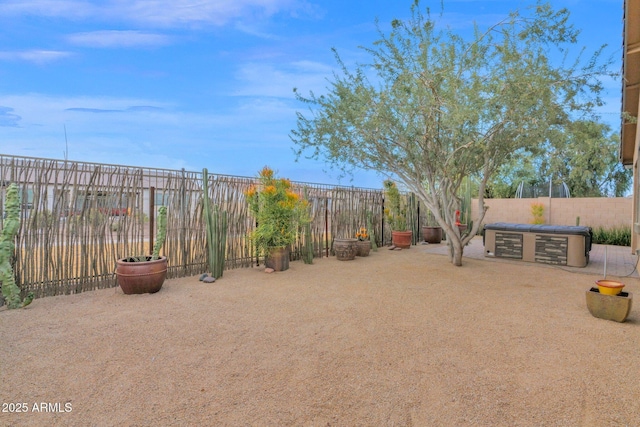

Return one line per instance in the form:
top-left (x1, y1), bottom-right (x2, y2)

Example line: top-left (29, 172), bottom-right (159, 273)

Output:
top-left (0, 154), bottom-right (397, 305)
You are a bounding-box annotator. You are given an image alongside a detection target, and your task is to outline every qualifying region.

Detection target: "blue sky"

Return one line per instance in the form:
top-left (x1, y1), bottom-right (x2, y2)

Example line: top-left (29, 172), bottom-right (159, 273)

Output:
top-left (0, 0), bottom-right (625, 188)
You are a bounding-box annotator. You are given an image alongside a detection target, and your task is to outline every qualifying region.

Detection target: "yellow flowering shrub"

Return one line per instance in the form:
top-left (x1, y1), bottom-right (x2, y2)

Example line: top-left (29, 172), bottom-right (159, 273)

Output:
top-left (245, 167), bottom-right (310, 255)
top-left (531, 202), bottom-right (545, 224)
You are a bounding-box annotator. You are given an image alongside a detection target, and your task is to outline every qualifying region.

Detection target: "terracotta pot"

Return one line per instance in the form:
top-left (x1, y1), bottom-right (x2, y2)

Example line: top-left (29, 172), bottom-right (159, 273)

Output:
top-left (422, 226), bottom-right (442, 244)
top-left (116, 256), bottom-right (167, 294)
top-left (391, 231), bottom-right (412, 249)
top-left (334, 238), bottom-right (357, 260)
top-left (355, 240), bottom-right (371, 257)
top-left (265, 247), bottom-right (289, 271)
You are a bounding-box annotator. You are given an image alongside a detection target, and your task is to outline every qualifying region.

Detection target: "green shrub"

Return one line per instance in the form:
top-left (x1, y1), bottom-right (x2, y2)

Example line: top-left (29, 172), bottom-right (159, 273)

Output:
top-left (591, 225), bottom-right (631, 247)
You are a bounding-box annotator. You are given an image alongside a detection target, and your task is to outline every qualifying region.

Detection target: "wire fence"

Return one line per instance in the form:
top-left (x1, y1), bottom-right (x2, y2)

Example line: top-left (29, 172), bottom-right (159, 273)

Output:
top-left (0, 154), bottom-right (396, 305)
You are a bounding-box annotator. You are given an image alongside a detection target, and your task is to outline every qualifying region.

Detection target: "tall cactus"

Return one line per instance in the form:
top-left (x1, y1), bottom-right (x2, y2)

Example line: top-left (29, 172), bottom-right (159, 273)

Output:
top-left (303, 221), bottom-right (313, 264)
top-left (212, 205), bottom-right (227, 278)
top-left (1, 183), bottom-right (33, 308)
top-left (408, 192), bottom-right (420, 245)
top-left (460, 177), bottom-right (473, 227)
top-left (302, 188), bottom-right (314, 264)
top-left (203, 169), bottom-right (228, 279)
top-left (151, 206), bottom-right (167, 260)
top-left (366, 210), bottom-right (377, 251)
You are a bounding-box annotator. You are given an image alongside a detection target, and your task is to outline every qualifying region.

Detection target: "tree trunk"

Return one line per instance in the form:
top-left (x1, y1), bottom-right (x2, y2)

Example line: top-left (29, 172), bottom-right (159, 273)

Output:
top-left (446, 231), bottom-right (465, 266)
top-left (449, 235), bottom-right (464, 266)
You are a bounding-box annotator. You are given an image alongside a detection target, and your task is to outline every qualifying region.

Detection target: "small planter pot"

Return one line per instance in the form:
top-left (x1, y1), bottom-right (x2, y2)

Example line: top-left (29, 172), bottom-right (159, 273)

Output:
top-left (265, 247), bottom-right (290, 271)
top-left (355, 240), bottom-right (371, 257)
top-left (586, 287), bottom-right (633, 323)
top-left (422, 226), bottom-right (442, 244)
top-left (596, 279), bottom-right (625, 295)
top-left (116, 256), bottom-right (167, 295)
top-left (334, 238), bottom-right (357, 261)
top-left (391, 231), bottom-right (412, 249)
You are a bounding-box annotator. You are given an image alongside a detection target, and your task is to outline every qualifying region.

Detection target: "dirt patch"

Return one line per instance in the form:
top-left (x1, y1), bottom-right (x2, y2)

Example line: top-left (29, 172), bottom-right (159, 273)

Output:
top-left (2, 248), bottom-right (640, 426)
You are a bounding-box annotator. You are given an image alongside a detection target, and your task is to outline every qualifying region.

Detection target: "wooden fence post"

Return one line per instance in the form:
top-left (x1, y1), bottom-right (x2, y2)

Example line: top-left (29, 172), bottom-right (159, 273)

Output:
top-left (325, 197), bottom-right (329, 258)
top-left (149, 186), bottom-right (155, 256)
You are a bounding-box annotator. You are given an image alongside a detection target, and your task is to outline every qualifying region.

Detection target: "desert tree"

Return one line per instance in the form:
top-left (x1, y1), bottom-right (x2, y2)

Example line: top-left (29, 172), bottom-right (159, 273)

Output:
top-left (291, 0), bottom-right (612, 265)
top-left (489, 120), bottom-right (631, 198)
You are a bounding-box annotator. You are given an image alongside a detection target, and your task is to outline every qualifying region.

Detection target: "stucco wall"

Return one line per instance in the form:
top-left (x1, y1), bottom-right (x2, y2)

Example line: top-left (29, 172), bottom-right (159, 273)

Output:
top-left (471, 197), bottom-right (632, 229)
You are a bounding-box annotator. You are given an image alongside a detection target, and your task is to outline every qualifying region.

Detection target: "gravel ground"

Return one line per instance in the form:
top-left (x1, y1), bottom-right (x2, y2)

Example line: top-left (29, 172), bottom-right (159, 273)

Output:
top-left (1, 247), bottom-right (639, 426)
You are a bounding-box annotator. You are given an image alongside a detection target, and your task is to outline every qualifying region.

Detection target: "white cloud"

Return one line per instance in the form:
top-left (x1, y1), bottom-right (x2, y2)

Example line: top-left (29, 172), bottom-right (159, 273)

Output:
top-left (0, 0), bottom-right (316, 28)
top-left (233, 61), bottom-right (334, 98)
top-left (0, 107), bottom-right (22, 127)
top-left (0, 93), bottom-right (171, 129)
top-left (0, 50), bottom-right (73, 64)
top-left (67, 30), bottom-right (173, 48)
top-left (0, 92), bottom-right (296, 162)
top-left (0, 92), bottom-right (379, 186)
top-left (0, 0), bottom-right (95, 19)
top-left (233, 22), bottom-right (283, 40)
top-left (0, 93), bottom-right (193, 169)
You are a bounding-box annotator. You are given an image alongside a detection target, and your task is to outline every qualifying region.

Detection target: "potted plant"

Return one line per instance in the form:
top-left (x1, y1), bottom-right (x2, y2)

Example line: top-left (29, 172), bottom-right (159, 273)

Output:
top-left (383, 180), bottom-right (412, 249)
top-left (115, 206), bottom-right (168, 294)
top-left (245, 167), bottom-right (310, 271)
top-left (355, 227), bottom-right (371, 256)
top-left (455, 209), bottom-right (468, 235)
top-left (422, 209), bottom-right (442, 244)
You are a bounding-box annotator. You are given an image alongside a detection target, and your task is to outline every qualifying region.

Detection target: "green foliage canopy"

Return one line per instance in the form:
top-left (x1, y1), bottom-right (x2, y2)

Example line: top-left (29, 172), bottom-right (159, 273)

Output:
top-left (488, 120), bottom-right (631, 198)
top-left (291, 0), bottom-right (612, 265)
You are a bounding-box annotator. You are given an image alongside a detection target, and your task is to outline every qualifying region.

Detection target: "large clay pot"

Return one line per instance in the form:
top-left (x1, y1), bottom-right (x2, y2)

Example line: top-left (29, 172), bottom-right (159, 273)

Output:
top-left (265, 246), bottom-right (289, 271)
top-left (116, 256), bottom-right (167, 294)
top-left (334, 238), bottom-right (357, 260)
top-left (355, 240), bottom-right (371, 257)
top-left (391, 231), bottom-right (412, 249)
top-left (422, 226), bottom-right (442, 244)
